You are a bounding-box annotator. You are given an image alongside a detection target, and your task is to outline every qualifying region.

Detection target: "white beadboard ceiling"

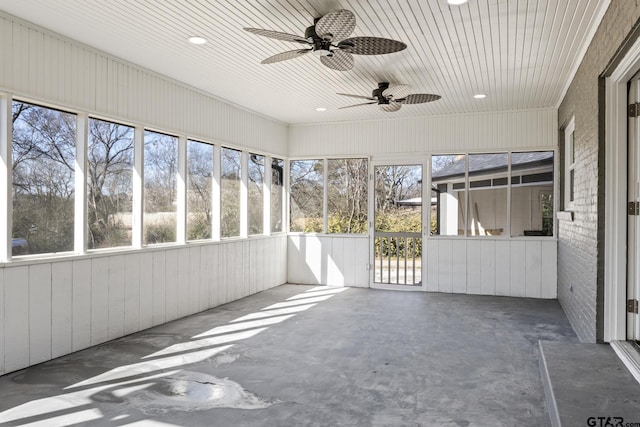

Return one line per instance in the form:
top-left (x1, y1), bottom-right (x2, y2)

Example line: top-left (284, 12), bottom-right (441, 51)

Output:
top-left (0, 0), bottom-right (608, 125)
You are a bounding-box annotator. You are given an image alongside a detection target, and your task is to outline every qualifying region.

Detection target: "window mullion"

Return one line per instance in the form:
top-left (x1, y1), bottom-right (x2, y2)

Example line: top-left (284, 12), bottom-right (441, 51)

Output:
top-left (264, 155), bottom-right (272, 235)
top-left (0, 94), bottom-right (12, 261)
top-left (74, 112), bottom-right (88, 255)
top-left (323, 158), bottom-right (328, 233)
top-left (212, 145), bottom-right (221, 241)
top-left (132, 126), bottom-right (144, 248)
top-left (240, 151), bottom-right (248, 238)
top-left (176, 136), bottom-right (187, 244)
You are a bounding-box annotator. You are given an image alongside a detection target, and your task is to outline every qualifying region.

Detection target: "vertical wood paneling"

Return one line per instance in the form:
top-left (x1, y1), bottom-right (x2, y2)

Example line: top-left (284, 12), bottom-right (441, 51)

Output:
top-left (51, 261), bottom-right (72, 358)
top-left (177, 247), bottom-right (191, 317)
top-left (495, 241), bottom-right (511, 296)
top-left (466, 240), bottom-right (482, 295)
top-left (452, 240), bottom-right (467, 294)
top-left (525, 241), bottom-right (542, 298)
top-left (306, 236), bottom-right (323, 285)
top-left (108, 255), bottom-right (125, 340)
top-left (91, 257), bottom-right (109, 345)
top-left (188, 246), bottom-right (200, 311)
top-left (237, 242), bottom-right (246, 299)
top-left (438, 240), bottom-right (454, 293)
top-left (342, 238), bottom-right (356, 286)
top-left (151, 251), bottom-right (166, 326)
top-left (29, 263), bottom-right (51, 365)
top-left (199, 245), bottom-right (211, 311)
top-left (72, 259), bottom-right (91, 351)
top-left (426, 239), bottom-right (439, 292)
top-left (29, 264), bottom-right (51, 365)
top-left (510, 241), bottom-right (527, 297)
top-left (541, 241), bottom-right (558, 298)
top-left (287, 235), bottom-right (300, 284)
top-left (480, 240), bottom-right (497, 295)
top-left (4, 266), bottom-right (29, 373)
top-left (329, 238), bottom-right (344, 286)
top-left (138, 252), bottom-right (153, 330)
top-left (165, 249), bottom-right (179, 322)
top-left (249, 240), bottom-right (258, 294)
top-left (209, 244), bottom-right (221, 307)
top-left (355, 237), bottom-right (370, 287)
top-left (124, 252), bottom-right (140, 334)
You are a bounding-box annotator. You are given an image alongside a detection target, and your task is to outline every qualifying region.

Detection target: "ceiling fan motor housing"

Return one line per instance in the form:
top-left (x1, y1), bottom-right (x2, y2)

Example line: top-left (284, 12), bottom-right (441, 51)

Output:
top-left (305, 25), bottom-right (333, 56)
top-left (373, 82), bottom-right (391, 104)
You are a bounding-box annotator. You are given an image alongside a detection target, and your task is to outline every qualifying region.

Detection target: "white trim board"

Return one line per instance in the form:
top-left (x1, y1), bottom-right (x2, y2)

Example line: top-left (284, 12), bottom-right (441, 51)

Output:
top-left (603, 33), bottom-right (640, 342)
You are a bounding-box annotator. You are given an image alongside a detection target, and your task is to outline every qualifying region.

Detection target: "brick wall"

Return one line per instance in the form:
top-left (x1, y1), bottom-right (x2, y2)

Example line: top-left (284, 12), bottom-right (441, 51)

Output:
top-left (558, 1), bottom-right (640, 342)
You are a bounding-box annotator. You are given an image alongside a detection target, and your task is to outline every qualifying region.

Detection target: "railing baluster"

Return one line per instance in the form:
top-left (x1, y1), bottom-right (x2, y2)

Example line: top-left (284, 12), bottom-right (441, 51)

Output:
top-left (412, 238), bottom-right (416, 285)
top-left (404, 237), bottom-right (408, 285)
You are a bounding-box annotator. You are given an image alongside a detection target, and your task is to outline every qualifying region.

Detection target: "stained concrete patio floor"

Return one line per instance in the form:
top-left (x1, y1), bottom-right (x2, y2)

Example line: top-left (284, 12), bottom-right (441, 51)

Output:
top-left (0, 284), bottom-right (579, 426)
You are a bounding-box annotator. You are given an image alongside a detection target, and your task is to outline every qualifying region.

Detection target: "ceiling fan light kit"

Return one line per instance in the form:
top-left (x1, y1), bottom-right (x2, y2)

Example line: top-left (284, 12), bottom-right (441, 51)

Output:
top-left (244, 9), bottom-right (440, 112)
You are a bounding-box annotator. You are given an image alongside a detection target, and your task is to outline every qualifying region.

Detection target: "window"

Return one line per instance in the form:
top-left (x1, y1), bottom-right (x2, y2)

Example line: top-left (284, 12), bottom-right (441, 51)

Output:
top-left (511, 151), bottom-right (554, 237)
top-left (467, 153), bottom-right (508, 236)
top-left (187, 140), bottom-right (213, 240)
top-left (290, 159), bottom-right (323, 232)
top-left (248, 154), bottom-right (264, 235)
top-left (87, 118), bottom-right (134, 249)
top-left (143, 130), bottom-right (178, 244)
top-left (271, 158), bottom-right (284, 233)
top-left (564, 118), bottom-right (576, 209)
top-left (12, 101), bottom-right (76, 255)
top-left (430, 151), bottom-right (555, 237)
top-left (327, 158), bottom-right (368, 233)
top-left (221, 147), bottom-right (241, 238)
top-left (431, 154), bottom-right (466, 236)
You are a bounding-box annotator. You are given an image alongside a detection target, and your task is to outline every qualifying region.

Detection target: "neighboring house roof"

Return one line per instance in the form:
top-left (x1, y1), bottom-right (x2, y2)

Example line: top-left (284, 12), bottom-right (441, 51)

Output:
top-left (432, 151), bottom-right (553, 180)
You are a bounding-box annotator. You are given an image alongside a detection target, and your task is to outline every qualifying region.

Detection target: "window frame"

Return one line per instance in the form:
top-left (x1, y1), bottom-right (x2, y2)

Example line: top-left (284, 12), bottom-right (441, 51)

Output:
top-left (564, 117), bottom-right (576, 210)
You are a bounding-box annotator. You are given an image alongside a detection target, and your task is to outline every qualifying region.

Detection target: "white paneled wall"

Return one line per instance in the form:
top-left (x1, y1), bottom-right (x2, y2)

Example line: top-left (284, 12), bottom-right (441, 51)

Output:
top-left (0, 15), bottom-right (287, 156)
top-left (426, 238), bottom-right (557, 299)
top-left (288, 235), bottom-right (369, 287)
top-left (288, 234), bottom-right (556, 298)
top-left (288, 109), bottom-right (557, 157)
top-left (0, 236), bottom-right (287, 375)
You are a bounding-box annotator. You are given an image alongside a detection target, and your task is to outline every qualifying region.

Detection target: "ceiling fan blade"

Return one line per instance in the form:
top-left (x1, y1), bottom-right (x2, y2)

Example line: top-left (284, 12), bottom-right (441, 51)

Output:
top-left (382, 84), bottom-right (412, 100)
top-left (380, 102), bottom-right (402, 112)
top-left (315, 9), bottom-right (355, 42)
top-left (338, 37), bottom-right (407, 55)
top-left (320, 50), bottom-right (354, 71)
top-left (244, 28), bottom-right (309, 44)
top-left (401, 93), bottom-right (442, 104)
top-left (336, 93), bottom-right (376, 100)
top-left (339, 102), bottom-right (377, 110)
top-left (261, 49), bottom-right (311, 64)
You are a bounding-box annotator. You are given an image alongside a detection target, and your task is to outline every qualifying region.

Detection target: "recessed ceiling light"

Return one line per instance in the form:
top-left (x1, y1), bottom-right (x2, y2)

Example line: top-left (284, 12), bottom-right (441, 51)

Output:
top-left (473, 93), bottom-right (487, 99)
top-left (188, 36), bottom-right (207, 45)
top-left (448, 0), bottom-right (468, 4)
top-left (315, 107), bottom-right (327, 112)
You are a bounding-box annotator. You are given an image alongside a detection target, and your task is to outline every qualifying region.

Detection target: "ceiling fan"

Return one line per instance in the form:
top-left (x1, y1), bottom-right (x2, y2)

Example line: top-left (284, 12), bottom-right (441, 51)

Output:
top-left (338, 82), bottom-right (441, 112)
top-left (243, 9), bottom-right (406, 71)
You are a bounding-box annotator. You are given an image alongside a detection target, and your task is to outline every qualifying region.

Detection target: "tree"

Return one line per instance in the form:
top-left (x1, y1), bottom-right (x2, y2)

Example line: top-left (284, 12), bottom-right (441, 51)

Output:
top-left (12, 102), bottom-right (76, 254)
top-left (87, 119), bottom-right (134, 248)
top-left (327, 158), bottom-right (368, 233)
top-left (144, 131), bottom-right (178, 244)
top-left (290, 159), bottom-right (323, 232)
top-left (187, 141), bottom-right (213, 240)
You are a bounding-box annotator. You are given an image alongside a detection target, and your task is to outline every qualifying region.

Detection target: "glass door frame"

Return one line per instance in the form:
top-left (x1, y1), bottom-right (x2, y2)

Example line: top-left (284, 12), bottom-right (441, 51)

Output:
top-left (369, 157), bottom-right (429, 291)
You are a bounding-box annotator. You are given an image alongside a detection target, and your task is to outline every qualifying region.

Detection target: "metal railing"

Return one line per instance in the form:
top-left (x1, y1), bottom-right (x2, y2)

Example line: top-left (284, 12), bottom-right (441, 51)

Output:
top-left (374, 232), bottom-right (422, 285)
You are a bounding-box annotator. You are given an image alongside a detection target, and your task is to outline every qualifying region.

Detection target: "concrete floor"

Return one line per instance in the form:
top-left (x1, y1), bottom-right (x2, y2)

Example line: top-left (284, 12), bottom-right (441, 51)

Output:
top-left (0, 284), bottom-right (578, 426)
